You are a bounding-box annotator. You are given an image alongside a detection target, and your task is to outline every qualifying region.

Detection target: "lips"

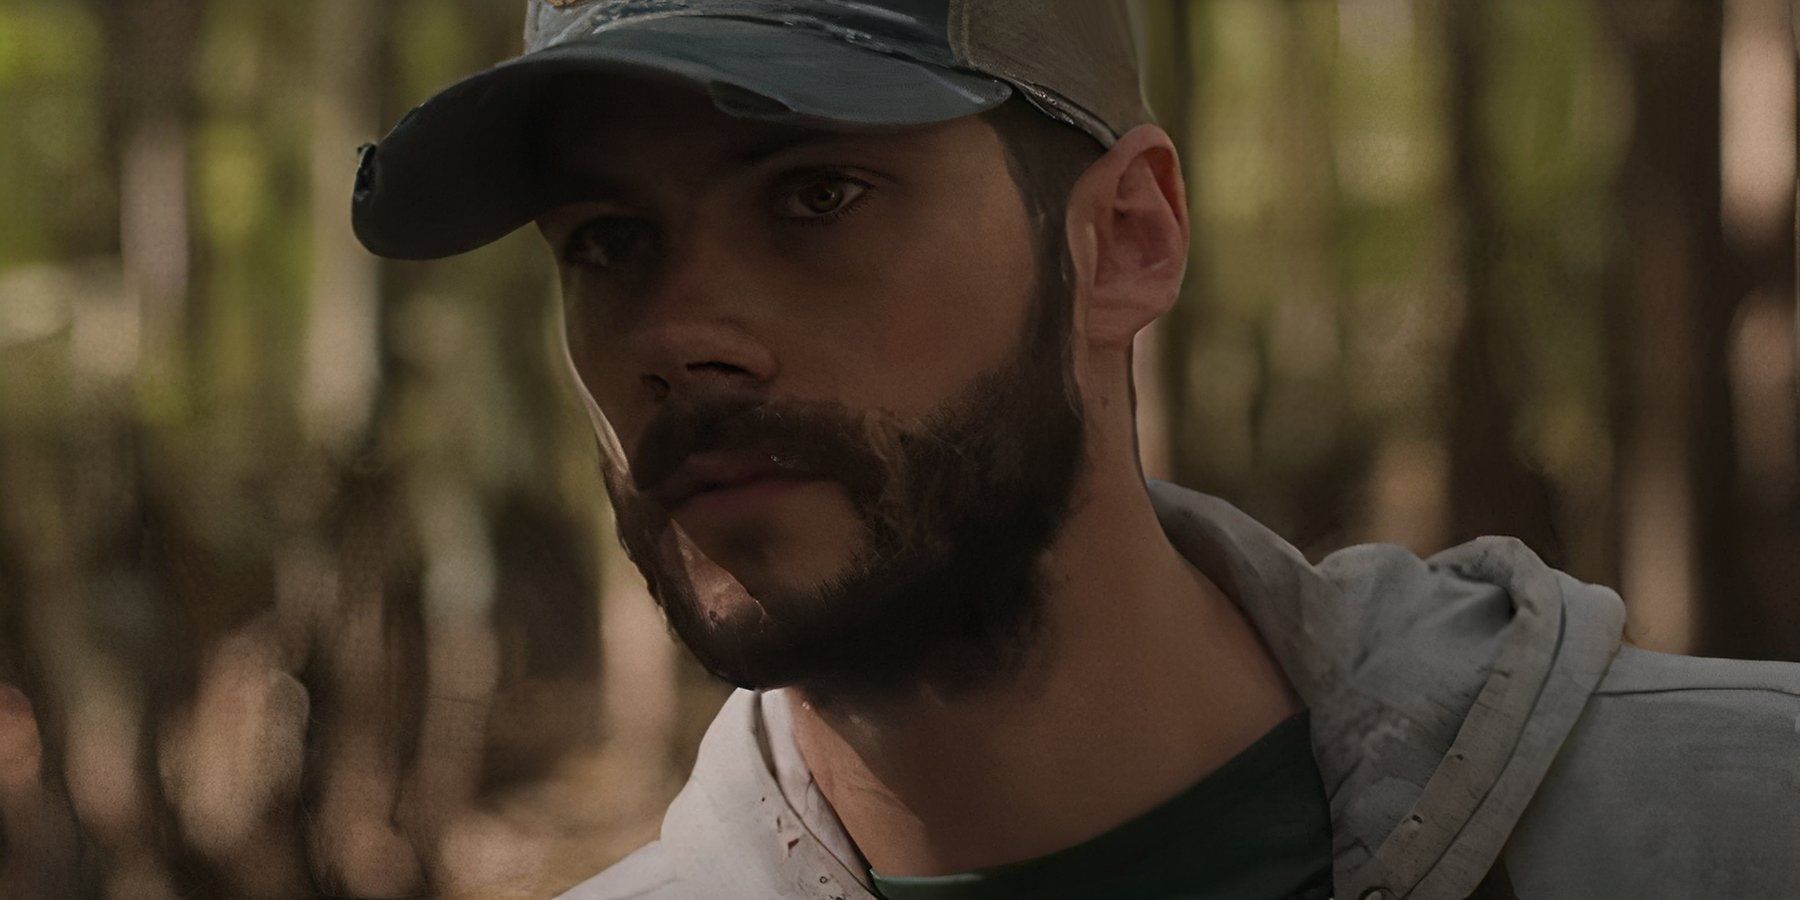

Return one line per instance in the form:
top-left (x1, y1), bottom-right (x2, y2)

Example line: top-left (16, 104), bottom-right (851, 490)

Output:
top-left (652, 450), bottom-right (814, 511)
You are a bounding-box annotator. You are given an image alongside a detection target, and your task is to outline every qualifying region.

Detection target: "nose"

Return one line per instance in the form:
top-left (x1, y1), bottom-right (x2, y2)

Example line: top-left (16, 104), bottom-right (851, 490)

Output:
top-left (616, 210), bottom-right (782, 404)
top-left (632, 316), bottom-right (779, 404)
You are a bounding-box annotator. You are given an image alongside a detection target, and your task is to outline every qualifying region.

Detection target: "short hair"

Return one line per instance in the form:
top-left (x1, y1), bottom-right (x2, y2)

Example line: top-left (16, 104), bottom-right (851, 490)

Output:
top-left (978, 95), bottom-right (1108, 296)
top-left (978, 94), bottom-right (1107, 372)
top-left (977, 96), bottom-right (1122, 418)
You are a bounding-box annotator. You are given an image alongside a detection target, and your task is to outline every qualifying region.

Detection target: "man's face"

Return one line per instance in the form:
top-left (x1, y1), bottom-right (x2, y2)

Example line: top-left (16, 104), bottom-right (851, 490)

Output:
top-left (536, 76), bottom-right (1088, 696)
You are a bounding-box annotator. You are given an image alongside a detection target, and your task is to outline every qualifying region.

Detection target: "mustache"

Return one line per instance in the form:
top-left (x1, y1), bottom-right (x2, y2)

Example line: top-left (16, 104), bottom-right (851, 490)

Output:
top-left (629, 395), bottom-right (889, 500)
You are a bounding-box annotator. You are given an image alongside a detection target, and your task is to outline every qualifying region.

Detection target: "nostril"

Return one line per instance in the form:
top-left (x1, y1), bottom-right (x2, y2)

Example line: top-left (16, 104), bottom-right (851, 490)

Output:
top-left (644, 374), bottom-right (672, 401)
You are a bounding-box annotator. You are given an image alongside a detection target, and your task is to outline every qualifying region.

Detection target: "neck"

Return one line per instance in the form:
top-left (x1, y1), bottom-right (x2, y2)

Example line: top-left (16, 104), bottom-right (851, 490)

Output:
top-left (788, 455), bottom-right (1301, 877)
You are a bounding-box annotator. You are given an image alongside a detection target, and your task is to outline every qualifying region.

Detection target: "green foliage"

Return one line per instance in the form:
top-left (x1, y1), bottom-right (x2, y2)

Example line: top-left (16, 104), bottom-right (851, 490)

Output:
top-left (394, 0), bottom-right (481, 104)
top-left (0, 3), bottom-right (1789, 890)
top-left (0, 4), bottom-right (107, 266)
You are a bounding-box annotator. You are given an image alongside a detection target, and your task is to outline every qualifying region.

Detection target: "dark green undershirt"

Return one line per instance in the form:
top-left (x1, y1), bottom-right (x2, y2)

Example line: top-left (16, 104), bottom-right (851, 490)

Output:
top-left (869, 711), bottom-right (1333, 900)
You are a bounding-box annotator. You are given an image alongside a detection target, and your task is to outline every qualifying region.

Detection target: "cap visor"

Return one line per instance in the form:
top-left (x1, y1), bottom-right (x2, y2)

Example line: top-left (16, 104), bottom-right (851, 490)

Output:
top-left (352, 15), bottom-right (1012, 260)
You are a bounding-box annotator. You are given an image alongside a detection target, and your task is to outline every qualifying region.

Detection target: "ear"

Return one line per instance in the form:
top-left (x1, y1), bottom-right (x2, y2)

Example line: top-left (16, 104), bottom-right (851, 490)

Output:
top-left (1065, 125), bottom-right (1190, 350)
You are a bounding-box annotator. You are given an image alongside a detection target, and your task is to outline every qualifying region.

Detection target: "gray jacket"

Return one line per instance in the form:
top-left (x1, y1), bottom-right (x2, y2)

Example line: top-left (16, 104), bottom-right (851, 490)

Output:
top-left (562, 481), bottom-right (1800, 899)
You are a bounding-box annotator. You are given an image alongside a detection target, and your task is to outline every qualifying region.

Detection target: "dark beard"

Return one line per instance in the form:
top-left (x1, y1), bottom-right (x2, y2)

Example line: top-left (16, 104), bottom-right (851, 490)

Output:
top-left (602, 291), bottom-right (1086, 701)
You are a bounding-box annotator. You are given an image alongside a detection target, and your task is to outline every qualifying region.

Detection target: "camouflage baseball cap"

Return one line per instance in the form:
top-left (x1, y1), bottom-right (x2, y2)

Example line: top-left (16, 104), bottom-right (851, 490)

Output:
top-left (352, 0), bottom-right (1154, 260)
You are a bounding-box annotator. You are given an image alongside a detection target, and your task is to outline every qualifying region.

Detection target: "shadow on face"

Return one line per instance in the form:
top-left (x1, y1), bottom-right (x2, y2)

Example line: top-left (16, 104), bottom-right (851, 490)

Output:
top-left (527, 73), bottom-right (1093, 695)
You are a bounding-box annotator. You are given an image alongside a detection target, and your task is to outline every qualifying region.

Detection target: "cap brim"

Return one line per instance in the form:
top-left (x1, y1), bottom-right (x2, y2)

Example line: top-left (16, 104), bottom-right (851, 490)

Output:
top-left (352, 15), bottom-right (1013, 260)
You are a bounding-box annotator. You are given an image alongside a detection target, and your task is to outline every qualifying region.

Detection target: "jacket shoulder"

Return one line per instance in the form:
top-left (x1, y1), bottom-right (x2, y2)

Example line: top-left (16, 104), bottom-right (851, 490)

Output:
top-left (1310, 538), bottom-right (1570, 744)
top-left (1505, 646), bottom-right (1800, 898)
top-left (557, 842), bottom-right (679, 900)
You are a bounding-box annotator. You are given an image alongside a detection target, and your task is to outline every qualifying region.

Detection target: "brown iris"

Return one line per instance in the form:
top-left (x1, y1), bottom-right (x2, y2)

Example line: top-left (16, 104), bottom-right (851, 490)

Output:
top-left (796, 180), bottom-right (849, 215)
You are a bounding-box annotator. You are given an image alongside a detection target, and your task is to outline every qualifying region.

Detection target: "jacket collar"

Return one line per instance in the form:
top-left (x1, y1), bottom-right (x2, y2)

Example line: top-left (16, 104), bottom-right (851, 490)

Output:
top-left (655, 480), bottom-right (1625, 899)
top-left (1146, 481), bottom-right (1624, 897)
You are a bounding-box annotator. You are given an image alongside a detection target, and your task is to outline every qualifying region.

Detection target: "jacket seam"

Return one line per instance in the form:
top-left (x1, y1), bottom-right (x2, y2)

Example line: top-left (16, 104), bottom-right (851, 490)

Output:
top-left (1591, 685), bottom-right (1800, 698)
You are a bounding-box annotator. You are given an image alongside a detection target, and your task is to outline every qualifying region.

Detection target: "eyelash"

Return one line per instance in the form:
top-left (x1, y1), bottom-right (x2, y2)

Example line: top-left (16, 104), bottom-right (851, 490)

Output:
top-left (560, 169), bottom-right (876, 266)
top-left (562, 218), bottom-right (652, 271)
top-left (777, 169), bottom-right (875, 227)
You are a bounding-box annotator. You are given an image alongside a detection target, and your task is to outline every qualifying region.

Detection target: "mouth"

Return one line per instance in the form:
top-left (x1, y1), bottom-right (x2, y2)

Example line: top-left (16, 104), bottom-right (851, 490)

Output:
top-left (652, 450), bottom-right (818, 513)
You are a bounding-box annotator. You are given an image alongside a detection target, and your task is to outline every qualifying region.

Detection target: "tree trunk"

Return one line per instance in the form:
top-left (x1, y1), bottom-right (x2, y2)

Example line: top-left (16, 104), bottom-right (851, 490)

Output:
top-left (1599, 0), bottom-right (1732, 654)
top-left (1442, 0), bottom-right (1566, 564)
top-left (101, 0), bottom-right (204, 375)
top-left (302, 0), bottom-right (383, 451)
top-left (1713, 0), bottom-right (1800, 658)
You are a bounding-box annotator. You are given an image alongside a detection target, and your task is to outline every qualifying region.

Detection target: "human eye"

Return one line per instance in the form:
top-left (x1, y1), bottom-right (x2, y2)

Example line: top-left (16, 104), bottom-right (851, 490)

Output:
top-left (773, 170), bottom-right (874, 225)
top-left (563, 217), bottom-right (659, 271)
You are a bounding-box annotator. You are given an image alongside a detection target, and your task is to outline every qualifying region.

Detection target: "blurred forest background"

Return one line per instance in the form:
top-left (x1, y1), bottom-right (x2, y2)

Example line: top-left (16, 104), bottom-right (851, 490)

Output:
top-left (0, 0), bottom-right (1795, 897)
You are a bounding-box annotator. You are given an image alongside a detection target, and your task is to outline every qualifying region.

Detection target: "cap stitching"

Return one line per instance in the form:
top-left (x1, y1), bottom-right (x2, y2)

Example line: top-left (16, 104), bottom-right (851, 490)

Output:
top-left (946, 0), bottom-right (971, 60)
top-left (941, 1), bottom-right (1117, 148)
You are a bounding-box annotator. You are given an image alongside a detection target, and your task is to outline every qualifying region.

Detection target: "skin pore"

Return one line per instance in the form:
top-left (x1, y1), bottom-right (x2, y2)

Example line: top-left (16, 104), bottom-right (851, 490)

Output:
top-left (535, 74), bottom-right (1300, 876)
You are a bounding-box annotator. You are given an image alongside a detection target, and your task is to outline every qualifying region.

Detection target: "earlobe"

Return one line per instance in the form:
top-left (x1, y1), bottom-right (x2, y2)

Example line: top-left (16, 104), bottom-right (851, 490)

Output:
top-left (1070, 126), bottom-right (1190, 350)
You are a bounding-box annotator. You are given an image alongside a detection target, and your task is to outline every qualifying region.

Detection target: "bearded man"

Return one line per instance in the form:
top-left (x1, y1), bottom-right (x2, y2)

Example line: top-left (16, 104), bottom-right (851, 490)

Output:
top-left (352, 2), bottom-right (1800, 898)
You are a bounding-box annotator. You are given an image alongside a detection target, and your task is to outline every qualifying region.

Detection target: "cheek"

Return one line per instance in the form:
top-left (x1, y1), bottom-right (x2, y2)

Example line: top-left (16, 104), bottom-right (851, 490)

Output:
top-left (824, 197), bottom-right (1036, 412)
top-left (561, 293), bottom-right (651, 440)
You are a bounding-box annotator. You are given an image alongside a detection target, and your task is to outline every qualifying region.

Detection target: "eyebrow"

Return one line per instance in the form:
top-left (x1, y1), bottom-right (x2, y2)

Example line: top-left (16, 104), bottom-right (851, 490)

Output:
top-left (733, 129), bottom-right (855, 166)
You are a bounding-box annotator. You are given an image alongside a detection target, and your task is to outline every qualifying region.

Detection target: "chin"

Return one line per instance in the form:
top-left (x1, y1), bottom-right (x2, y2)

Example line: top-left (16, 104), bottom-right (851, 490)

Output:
top-left (699, 542), bottom-right (858, 617)
top-left (707, 557), bottom-right (813, 608)
top-left (674, 488), bottom-right (866, 592)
